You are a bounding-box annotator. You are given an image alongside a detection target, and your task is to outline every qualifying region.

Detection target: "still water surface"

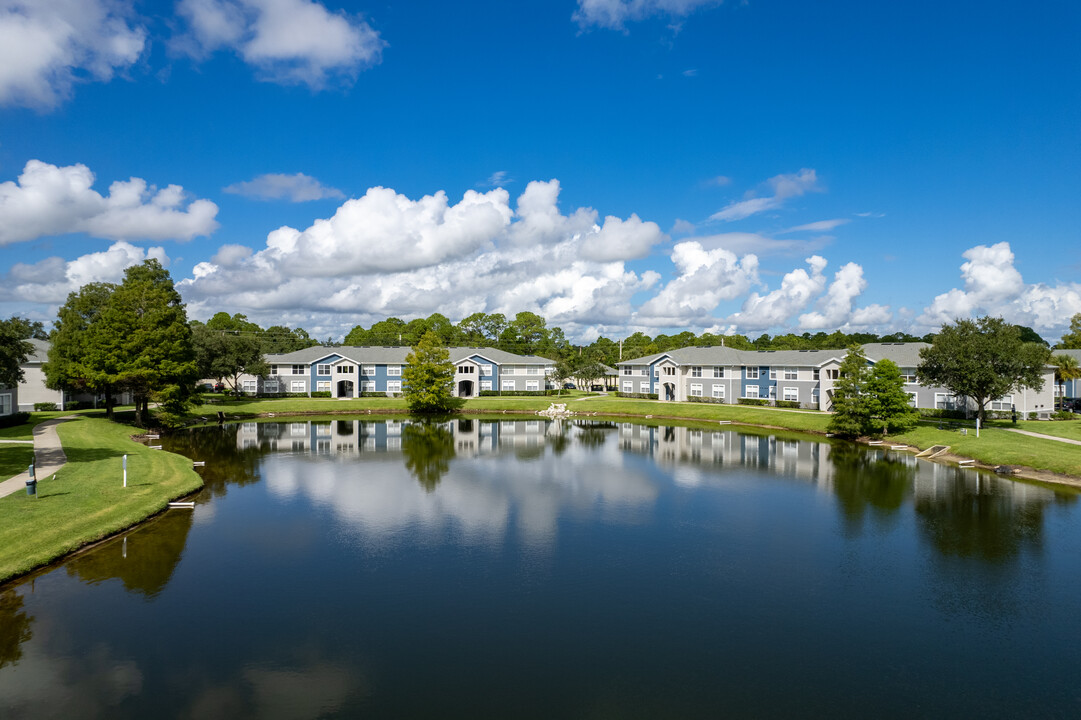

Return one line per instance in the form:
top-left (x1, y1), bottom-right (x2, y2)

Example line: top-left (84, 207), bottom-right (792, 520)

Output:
top-left (1, 418), bottom-right (1080, 718)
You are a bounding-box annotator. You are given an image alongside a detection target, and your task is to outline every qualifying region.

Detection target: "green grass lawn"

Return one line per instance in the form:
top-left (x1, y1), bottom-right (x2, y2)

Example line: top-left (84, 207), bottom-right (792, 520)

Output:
top-left (892, 424), bottom-right (1081, 476)
top-left (0, 444), bottom-right (35, 479)
top-left (0, 416), bottom-right (203, 583)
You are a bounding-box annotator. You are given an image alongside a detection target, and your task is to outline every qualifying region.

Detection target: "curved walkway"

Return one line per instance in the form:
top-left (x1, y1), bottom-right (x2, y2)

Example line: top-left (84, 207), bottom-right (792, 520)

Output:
top-left (0, 416), bottom-right (78, 499)
top-left (1005, 428), bottom-right (1081, 447)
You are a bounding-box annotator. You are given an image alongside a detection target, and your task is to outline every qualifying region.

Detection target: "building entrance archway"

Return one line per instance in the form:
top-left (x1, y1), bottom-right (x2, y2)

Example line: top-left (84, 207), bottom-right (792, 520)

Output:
top-left (337, 380), bottom-right (354, 398)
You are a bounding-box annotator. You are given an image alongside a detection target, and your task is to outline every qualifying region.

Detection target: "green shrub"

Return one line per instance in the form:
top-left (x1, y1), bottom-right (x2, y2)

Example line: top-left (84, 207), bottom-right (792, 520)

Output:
top-left (311, 391), bottom-right (332, 398)
top-left (687, 396), bottom-right (724, 404)
top-left (738, 398), bottom-right (769, 406)
top-left (34, 402), bottom-right (58, 411)
top-left (775, 400), bottom-right (801, 409)
top-left (0, 412), bottom-right (31, 429)
top-left (65, 401), bottom-right (81, 410)
top-left (1051, 410), bottom-right (1075, 420)
top-left (615, 392), bottom-right (659, 400)
top-left (478, 390), bottom-right (556, 397)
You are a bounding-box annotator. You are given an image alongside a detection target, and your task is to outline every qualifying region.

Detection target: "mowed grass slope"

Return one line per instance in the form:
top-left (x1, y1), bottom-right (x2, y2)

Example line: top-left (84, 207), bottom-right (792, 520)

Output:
top-left (0, 417), bottom-right (203, 583)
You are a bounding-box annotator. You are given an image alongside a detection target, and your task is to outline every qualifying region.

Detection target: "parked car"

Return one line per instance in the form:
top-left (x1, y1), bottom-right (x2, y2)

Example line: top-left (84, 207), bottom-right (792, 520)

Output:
top-left (213, 382), bottom-right (225, 393)
top-left (1063, 398), bottom-right (1081, 413)
top-left (562, 382), bottom-right (576, 390)
top-left (590, 384), bottom-right (605, 391)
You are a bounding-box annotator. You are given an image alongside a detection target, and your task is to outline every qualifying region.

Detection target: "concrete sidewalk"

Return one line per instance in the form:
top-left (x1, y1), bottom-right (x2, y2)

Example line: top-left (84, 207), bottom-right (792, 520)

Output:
top-left (1006, 428), bottom-right (1081, 447)
top-left (0, 416), bottom-right (78, 499)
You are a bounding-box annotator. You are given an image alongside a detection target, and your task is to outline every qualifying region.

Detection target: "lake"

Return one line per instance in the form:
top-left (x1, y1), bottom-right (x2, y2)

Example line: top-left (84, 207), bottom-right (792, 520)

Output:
top-left (1, 417), bottom-right (1080, 718)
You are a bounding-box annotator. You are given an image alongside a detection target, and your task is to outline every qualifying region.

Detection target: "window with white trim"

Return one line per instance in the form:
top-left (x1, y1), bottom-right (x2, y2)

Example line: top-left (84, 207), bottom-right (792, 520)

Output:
top-left (691, 366), bottom-right (702, 377)
top-left (504, 380), bottom-right (515, 390)
top-left (768, 385), bottom-right (777, 399)
top-left (336, 365), bottom-right (354, 374)
top-left (622, 381), bottom-right (633, 393)
top-left (901, 368), bottom-right (918, 383)
top-left (654, 367), bottom-right (660, 377)
top-left (526, 380), bottom-right (539, 391)
top-left (690, 383), bottom-right (703, 397)
top-left (387, 365), bottom-right (401, 376)
top-left (361, 381), bottom-right (375, 392)
top-left (0, 394), bottom-right (11, 415)
top-left (784, 367), bottom-right (798, 380)
top-left (480, 364), bottom-right (492, 376)
top-left (317, 364), bottom-right (331, 376)
top-left (640, 382), bottom-right (649, 393)
top-left (527, 366), bottom-right (541, 375)
top-left (623, 367), bottom-right (632, 375)
top-left (457, 365), bottom-right (475, 374)
top-left (480, 380), bottom-right (492, 391)
top-left (663, 366), bottom-right (675, 376)
top-left (713, 366), bottom-right (724, 378)
top-left (712, 385), bottom-right (725, 399)
top-left (361, 365), bottom-right (376, 376)
top-left (907, 392), bottom-right (918, 408)
top-left (746, 366), bottom-right (759, 379)
top-left (264, 380), bottom-right (279, 393)
top-left (989, 395), bottom-right (1013, 411)
top-left (813, 368), bottom-right (820, 380)
top-left (935, 393), bottom-right (959, 410)
top-left (292, 364), bottom-right (305, 375)
top-left (745, 385), bottom-right (760, 398)
top-left (387, 381), bottom-right (401, 393)
top-left (290, 380), bottom-right (306, 392)
top-left (769, 368), bottom-right (778, 380)
top-left (270, 365), bottom-right (279, 375)
top-left (783, 387), bottom-right (798, 402)
top-left (316, 381), bottom-right (331, 392)
top-left (242, 379), bottom-right (257, 393)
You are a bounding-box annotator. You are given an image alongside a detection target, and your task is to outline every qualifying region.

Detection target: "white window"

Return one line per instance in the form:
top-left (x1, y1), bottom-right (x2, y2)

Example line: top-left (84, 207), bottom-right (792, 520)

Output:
top-left (387, 437), bottom-right (401, 450)
top-left (769, 368), bottom-right (778, 380)
top-left (907, 392), bottom-right (918, 408)
top-left (336, 365), bottom-right (354, 374)
top-left (315, 423), bottom-right (331, 436)
top-left (504, 380), bottom-right (515, 390)
top-left (387, 381), bottom-right (401, 393)
top-left (361, 381), bottom-right (375, 392)
top-left (361, 365), bottom-right (376, 376)
top-left (654, 367), bottom-right (660, 377)
top-left (622, 381), bottom-right (633, 393)
top-left (387, 365), bottom-right (401, 376)
top-left (935, 393), bottom-right (959, 410)
top-left (290, 423), bottom-right (308, 436)
top-left (270, 365), bottom-right (279, 375)
top-left (745, 385), bottom-right (760, 399)
top-left (989, 395), bottom-right (1013, 411)
top-left (316, 439), bottom-right (331, 454)
top-left (712, 385), bottom-right (725, 399)
top-left (242, 379), bottom-right (257, 393)
top-left (623, 367), bottom-right (632, 376)
top-left (812, 388), bottom-right (820, 403)
top-left (292, 364), bottom-right (305, 375)
top-left (481, 380), bottom-right (492, 391)
top-left (316, 381), bottom-right (331, 392)
top-left (783, 387), bottom-right (798, 402)
top-left (663, 366), bottom-right (675, 376)
top-left (317, 364), bottom-right (331, 376)
top-left (640, 382), bottom-right (650, 393)
top-left (290, 380), bottom-right (306, 392)
top-left (526, 380), bottom-right (539, 391)
top-left (691, 366), bottom-right (702, 377)
top-left (264, 380), bottom-right (279, 393)
top-left (901, 368), bottom-right (918, 383)
top-left (746, 366), bottom-right (759, 379)
top-left (527, 366), bottom-right (540, 375)
top-left (813, 368), bottom-right (820, 380)
top-left (457, 365), bottom-right (475, 374)
top-left (480, 364), bottom-right (492, 376)
top-left (713, 366), bottom-right (724, 378)
top-left (0, 394), bottom-right (11, 415)
top-left (784, 367), bottom-right (798, 380)
top-left (690, 383), bottom-right (703, 397)
top-left (768, 386), bottom-right (777, 399)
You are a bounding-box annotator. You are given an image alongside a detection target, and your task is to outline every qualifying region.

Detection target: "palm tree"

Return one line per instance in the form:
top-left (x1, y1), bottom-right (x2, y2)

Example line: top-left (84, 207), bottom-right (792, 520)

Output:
top-left (1050, 354), bottom-right (1081, 404)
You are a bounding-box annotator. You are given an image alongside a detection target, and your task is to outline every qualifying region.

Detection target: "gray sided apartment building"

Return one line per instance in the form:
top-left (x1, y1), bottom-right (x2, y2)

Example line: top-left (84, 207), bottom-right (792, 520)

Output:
top-left (235, 346), bottom-right (556, 399)
top-left (616, 343), bottom-right (1057, 417)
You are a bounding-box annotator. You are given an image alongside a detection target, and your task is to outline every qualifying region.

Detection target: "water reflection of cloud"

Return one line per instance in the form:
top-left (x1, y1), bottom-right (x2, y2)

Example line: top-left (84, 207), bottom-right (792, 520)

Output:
top-left (181, 662), bottom-right (363, 720)
top-left (262, 437), bottom-right (659, 550)
top-left (0, 641), bottom-right (142, 718)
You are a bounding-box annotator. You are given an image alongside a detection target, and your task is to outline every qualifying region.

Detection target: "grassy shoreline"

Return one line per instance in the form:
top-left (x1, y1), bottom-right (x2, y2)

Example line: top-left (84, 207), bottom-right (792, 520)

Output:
top-left (0, 416), bottom-right (204, 584)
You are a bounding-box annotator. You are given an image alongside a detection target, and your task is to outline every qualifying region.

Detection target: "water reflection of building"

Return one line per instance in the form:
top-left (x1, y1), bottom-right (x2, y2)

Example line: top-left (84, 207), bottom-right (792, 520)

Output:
top-left (617, 423), bottom-right (837, 487)
top-left (235, 418), bottom-right (552, 457)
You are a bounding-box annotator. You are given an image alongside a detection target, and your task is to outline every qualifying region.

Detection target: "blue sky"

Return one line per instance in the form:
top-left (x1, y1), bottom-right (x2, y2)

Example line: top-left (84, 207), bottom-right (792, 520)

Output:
top-left (1, 0), bottom-right (1079, 342)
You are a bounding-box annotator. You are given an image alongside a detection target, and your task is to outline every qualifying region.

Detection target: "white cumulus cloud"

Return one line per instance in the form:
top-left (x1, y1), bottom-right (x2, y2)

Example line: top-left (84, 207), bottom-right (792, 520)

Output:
top-left (918, 242), bottom-right (1081, 334)
top-left (224, 172), bottom-right (344, 202)
top-left (727, 255), bottom-right (828, 330)
top-left (175, 0), bottom-right (385, 88)
top-left (0, 160), bottom-right (219, 245)
top-left (636, 241), bottom-right (758, 326)
top-left (0, 241), bottom-right (168, 303)
top-left (0, 0), bottom-right (146, 109)
top-left (798, 261), bottom-right (889, 330)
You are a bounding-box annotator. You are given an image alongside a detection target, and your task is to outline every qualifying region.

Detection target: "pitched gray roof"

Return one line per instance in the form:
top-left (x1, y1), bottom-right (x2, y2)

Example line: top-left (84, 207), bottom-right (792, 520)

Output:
top-left (26, 338), bottom-right (49, 364)
top-left (266, 345), bottom-right (554, 365)
top-left (618, 342), bottom-right (932, 368)
top-left (1054, 348), bottom-right (1081, 361)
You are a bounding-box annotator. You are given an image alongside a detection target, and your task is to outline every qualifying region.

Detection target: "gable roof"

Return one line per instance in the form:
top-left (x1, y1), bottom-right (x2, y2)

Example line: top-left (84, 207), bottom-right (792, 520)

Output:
top-left (266, 345), bottom-right (554, 366)
top-left (617, 342), bottom-right (933, 368)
